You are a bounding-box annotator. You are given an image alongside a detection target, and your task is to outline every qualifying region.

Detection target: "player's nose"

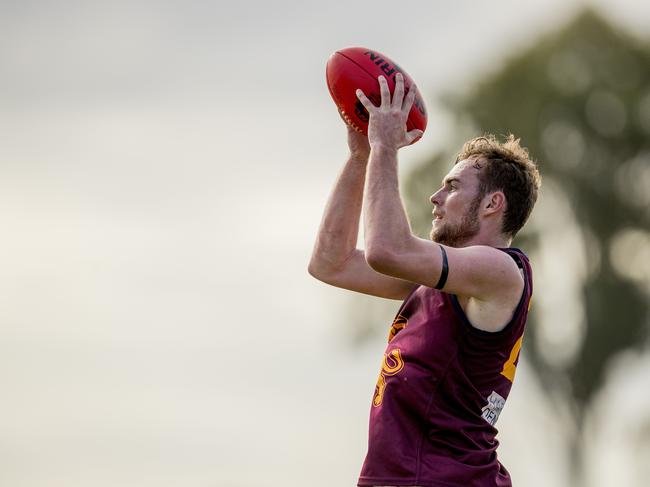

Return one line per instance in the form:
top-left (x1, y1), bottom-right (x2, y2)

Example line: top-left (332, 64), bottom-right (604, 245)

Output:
top-left (430, 189), bottom-right (443, 206)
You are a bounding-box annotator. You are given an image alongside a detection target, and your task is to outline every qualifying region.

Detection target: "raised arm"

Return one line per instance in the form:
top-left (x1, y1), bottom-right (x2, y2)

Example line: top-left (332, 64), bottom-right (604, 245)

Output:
top-left (355, 74), bottom-right (524, 330)
top-left (308, 125), bottom-right (416, 300)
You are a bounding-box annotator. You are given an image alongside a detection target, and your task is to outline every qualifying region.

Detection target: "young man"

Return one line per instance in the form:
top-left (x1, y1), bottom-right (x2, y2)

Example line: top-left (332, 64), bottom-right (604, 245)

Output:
top-left (309, 73), bottom-right (541, 486)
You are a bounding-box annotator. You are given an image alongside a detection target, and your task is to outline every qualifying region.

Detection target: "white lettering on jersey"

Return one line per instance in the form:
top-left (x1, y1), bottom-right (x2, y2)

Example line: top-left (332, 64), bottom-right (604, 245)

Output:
top-left (481, 390), bottom-right (506, 426)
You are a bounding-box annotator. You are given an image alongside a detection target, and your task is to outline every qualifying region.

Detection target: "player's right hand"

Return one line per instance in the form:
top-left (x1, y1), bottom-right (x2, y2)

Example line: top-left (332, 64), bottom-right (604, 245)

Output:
top-left (344, 121), bottom-right (371, 161)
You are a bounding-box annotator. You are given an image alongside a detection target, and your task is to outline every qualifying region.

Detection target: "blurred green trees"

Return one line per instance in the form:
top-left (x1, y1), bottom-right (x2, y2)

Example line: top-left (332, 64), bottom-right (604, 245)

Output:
top-left (403, 9), bottom-right (650, 482)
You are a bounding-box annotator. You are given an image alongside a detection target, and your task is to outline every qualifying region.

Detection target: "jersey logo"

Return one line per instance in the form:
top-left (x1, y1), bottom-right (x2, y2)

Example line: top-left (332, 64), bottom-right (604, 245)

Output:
top-left (387, 314), bottom-right (407, 342)
top-left (372, 349), bottom-right (404, 407)
top-left (481, 390), bottom-right (506, 426)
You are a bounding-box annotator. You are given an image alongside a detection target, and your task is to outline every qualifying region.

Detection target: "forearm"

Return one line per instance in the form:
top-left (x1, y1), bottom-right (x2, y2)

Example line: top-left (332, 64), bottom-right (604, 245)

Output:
top-left (309, 154), bottom-right (368, 273)
top-left (364, 145), bottom-right (414, 259)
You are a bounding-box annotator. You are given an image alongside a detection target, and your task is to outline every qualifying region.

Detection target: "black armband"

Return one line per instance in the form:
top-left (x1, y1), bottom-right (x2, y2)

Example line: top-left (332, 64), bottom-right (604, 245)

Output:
top-left (434, 245), bottom-right (449, 290)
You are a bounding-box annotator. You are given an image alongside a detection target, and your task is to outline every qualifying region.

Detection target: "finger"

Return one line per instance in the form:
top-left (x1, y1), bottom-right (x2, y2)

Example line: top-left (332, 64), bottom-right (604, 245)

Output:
top-left (406, 129), bottom-right (424, 145)
top-left (356, 89), bottom-right (376, 112)
top-left (378, 76), bottom-right (390, 108)
top-left (392, 73), bottom-right (404, 109)
top-left (402, 83), bottom-right (417, 114)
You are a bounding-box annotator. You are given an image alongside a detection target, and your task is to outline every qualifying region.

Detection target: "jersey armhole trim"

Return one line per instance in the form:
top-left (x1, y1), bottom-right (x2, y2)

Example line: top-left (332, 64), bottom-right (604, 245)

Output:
top-left (449, 250), bottom-right (530, 338)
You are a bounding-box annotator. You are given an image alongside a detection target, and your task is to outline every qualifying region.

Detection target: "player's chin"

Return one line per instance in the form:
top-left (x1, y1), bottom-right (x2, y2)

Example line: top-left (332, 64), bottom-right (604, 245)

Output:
top-left (430, 224), bottom-right (449, 245)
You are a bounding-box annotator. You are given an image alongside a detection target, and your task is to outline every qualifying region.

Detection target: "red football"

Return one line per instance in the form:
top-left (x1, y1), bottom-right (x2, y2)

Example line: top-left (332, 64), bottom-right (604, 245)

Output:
top-left (326, 47), bottom-right (427, 143)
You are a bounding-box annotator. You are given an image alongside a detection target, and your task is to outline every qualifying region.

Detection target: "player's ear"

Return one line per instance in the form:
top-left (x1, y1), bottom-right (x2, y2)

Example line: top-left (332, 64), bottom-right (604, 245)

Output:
top-left (483, 191), bottom-right (506, 215)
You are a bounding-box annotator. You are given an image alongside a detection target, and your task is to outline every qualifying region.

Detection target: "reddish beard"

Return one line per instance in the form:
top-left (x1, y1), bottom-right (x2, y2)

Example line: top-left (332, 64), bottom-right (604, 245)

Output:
top-left (430, 195), bottom-right (482, 248)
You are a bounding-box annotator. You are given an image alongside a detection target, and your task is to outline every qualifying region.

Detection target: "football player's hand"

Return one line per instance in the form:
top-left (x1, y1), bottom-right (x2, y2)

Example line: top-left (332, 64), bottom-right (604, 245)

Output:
top-left (338, 111), bottom-right (371, 161)
top-left (355, 73), bottom-right (423, 151)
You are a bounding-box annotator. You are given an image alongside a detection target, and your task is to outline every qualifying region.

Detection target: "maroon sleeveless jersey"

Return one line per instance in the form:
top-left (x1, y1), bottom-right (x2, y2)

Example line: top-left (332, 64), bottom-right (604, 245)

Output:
top-left (358, 248), bottom-right (533, 487)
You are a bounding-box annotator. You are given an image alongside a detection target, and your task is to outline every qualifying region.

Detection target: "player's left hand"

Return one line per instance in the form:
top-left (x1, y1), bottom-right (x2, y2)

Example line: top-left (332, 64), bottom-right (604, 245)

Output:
top-left (355, 73), bottom-right (423, 151)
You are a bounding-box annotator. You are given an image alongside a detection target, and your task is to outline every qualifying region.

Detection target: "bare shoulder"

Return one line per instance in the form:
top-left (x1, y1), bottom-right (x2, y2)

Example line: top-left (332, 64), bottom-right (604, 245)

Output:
top-left (444, 245), bottom-right (524, 300)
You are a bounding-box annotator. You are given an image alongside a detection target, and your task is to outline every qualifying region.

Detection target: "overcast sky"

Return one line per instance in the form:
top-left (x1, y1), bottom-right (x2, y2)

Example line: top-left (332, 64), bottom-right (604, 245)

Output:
top-left (1, 1), bottom-right (650, 486)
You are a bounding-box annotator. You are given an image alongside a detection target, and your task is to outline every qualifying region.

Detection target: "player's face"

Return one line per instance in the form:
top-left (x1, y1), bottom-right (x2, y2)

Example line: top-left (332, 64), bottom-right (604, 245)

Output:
top-left (429, 158), bottom-right (484, 247)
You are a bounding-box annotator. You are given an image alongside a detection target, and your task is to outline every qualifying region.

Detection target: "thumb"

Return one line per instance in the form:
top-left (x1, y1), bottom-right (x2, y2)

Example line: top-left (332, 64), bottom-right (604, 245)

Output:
top-left (406, 129), bottom-right (424, 145)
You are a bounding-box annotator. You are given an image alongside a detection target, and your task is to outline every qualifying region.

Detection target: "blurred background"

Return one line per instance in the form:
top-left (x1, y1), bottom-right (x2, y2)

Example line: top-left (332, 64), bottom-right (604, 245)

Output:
top-left (1, 0), bottom-right (649, 486)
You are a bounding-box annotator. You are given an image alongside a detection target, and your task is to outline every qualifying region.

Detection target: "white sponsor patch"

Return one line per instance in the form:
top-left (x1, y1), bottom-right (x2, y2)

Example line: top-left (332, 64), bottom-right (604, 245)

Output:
top-left (481, 390), bottom-right (506, 426)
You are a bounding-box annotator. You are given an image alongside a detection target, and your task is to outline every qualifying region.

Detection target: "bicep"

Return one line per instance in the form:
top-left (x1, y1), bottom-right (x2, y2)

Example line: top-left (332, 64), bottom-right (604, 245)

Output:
top-left (310, 249), bottom-right (417, 300)
top-left (367, 239), bottom-right (522, 300)
top-left (443, 245), bottom-right (523, 299)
